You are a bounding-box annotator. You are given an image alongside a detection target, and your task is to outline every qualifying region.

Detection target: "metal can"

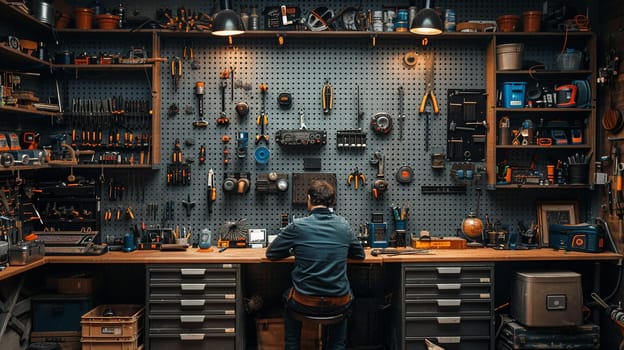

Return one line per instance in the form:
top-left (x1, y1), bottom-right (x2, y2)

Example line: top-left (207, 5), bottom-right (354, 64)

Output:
top-left (444, 9), bottom-right (456, 32)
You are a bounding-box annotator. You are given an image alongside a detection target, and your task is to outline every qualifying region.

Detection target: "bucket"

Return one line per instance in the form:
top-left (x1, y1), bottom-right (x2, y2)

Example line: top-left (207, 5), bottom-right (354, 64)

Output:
top-left (497, 43), bottom-right (524, 70)
top-left (556, 50), bottom-right (583, 70)
top-left (496, 15), bottom-right (520, 32)
top-left (522, 11), bottom-right (542, 32)
top-left (74, 8), bottom-right (94, 29)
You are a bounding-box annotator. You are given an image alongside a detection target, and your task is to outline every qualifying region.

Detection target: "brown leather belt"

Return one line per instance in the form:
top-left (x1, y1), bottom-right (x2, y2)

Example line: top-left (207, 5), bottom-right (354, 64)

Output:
top-left (288, 288), bottom-right (350, 307)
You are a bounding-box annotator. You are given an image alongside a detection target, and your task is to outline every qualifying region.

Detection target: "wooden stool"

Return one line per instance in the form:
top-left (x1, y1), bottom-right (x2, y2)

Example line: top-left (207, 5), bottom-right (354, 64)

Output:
top-left (288, 308), bottom-right (347, 350)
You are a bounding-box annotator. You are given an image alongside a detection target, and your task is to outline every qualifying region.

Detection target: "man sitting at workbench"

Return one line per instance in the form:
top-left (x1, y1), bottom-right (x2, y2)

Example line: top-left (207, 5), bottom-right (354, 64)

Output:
top-left (266, 179), bottom-right (365, 349)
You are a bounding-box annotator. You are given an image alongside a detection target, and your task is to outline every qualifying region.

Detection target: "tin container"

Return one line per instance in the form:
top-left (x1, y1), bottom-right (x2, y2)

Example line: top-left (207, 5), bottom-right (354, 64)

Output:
top-left (9, 240), bottom-right (45, 265)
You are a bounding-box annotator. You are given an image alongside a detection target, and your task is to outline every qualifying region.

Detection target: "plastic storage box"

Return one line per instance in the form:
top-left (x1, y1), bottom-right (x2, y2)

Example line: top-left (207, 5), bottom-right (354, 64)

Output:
top-left (81, 305), bottom-right (144, 338)
top-left (32, 295), bottom-right (93, 332)
top-left (511, 271), bottom-right (582, 327)
top-left (502, 82), bottom-right (527, 108)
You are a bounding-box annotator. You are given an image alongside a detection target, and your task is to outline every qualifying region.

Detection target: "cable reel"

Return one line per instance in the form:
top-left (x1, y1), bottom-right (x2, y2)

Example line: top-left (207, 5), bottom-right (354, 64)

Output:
top-left (370, 112), bottom-right (393, 135)
top-left (306, 7), bottom-right (334, 31)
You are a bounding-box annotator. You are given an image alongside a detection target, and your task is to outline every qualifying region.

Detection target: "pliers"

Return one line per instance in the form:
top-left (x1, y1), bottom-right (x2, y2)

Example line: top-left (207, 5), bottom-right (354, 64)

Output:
top-left (170, 56), bottom-right (182, 90)
top-left (419, 52), bottom-right (439, 114)
top-left (347, 167), bottom-right (366, 189)
top-left (322, 80), bottom-right (333, 114)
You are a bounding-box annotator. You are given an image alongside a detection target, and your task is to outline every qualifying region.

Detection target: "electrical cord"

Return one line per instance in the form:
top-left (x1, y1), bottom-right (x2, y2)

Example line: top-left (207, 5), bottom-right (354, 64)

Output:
top-left (592, 217), bottom-right (622, 302)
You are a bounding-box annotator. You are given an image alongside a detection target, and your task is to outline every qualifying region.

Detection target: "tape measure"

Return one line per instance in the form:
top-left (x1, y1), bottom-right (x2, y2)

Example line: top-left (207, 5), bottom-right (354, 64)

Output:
top-left (370, 112), bottom-right (393, 134)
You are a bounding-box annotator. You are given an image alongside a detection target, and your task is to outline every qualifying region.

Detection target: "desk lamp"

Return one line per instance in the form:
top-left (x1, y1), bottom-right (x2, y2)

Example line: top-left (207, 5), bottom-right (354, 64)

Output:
top-left (212, 0), bottom-right (244, 36)
top-left (410, 0), bottom-right (443, 35)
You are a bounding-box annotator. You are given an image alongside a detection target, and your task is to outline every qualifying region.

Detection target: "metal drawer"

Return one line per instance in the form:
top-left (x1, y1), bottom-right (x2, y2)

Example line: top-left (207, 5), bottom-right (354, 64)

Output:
top-left (405, 282), bottom-right (491, 299)
top-left (405, 266), bottom-right (492, 284)
top-left (405, 336), bottom-right (491, 350)
top-left (149, 314), bottom-right (236, 331)
top-left (148, 282), bottom-right (237, 298)
top-left (149, 333), bottom-right (235, 350)
top-left (149, 266), bottom-right (238, 283)
top-left (405, 298), bottom-right (491, 316)
top-left (148, 298), bottom-right (235, 315)
top-left (405, 316), bottom-right (491, 337)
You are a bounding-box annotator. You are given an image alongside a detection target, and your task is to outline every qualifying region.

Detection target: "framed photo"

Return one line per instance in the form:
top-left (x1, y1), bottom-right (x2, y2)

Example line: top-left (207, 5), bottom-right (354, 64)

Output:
top-left (536, 201), bottom-right (579, 247)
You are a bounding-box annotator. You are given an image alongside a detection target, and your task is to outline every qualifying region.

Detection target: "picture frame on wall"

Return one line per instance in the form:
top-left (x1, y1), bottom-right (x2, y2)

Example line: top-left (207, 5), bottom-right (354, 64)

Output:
top-left (536, 201), bottom-right (579, 247)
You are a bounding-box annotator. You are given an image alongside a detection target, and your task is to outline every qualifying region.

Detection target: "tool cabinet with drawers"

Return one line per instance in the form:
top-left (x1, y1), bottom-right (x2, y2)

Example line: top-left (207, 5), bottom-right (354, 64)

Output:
top-left (145, 264), bottom-right (244, 350)
top-left (395, 263), bottom-right (495, 350)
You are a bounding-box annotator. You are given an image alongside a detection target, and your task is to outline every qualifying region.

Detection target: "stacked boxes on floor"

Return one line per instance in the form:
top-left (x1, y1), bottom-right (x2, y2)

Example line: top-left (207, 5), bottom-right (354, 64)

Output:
top-left (80, 305), bottom-right (144, 350)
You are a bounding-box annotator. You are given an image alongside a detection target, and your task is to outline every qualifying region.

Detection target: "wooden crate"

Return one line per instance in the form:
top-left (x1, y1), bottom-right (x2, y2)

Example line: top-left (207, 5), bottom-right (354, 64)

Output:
top-left (80, 335), bottom-right (142, 350)
top-left (81, 305), bottom-right (143, 339)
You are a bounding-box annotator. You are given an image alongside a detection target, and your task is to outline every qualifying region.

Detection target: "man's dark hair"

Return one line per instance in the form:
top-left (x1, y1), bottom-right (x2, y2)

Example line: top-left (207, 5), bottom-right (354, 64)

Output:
top-left (307, 179), bottom-right (336, 207)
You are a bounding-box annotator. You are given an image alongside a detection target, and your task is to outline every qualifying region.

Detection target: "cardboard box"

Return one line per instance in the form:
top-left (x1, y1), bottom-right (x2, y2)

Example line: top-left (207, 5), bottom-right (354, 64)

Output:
top-left (256, 318), bottom-right (319, 350)
top-left (58, 275), bottom-right (95, 295)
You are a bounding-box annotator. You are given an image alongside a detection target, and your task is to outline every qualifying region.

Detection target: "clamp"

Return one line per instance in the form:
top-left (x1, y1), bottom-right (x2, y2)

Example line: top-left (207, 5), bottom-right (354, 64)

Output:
top-left (347, 167), bottom-right (366, 189)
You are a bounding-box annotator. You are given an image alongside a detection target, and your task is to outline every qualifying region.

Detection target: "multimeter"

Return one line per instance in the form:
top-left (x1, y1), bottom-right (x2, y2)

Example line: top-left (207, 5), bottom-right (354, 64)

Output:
top-left (551, 130), bottom-right (568, 144)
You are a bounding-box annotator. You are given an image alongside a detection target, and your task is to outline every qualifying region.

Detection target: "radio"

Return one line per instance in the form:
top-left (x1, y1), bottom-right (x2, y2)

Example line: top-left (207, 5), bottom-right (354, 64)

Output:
top-left (275, 129), bottom-right (327, 147)
top-left (549, 223), bottom-right (604, 253)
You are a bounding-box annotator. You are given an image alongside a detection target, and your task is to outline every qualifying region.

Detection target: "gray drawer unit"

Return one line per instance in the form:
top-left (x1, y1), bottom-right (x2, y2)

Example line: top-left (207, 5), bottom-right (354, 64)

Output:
top-left (146, 264), bottom-right (243, 350)
top-left (399, 263), bottom-right (495, 350)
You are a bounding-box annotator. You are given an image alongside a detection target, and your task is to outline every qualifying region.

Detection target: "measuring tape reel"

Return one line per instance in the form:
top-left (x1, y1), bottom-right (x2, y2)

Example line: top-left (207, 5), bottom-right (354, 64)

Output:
top-left (370, 112), bottom-right (393, 135)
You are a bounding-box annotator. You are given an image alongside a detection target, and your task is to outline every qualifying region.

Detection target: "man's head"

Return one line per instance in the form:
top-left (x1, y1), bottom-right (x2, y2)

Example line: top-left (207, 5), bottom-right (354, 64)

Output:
top-left (307, 179), bottom-right (336, 209)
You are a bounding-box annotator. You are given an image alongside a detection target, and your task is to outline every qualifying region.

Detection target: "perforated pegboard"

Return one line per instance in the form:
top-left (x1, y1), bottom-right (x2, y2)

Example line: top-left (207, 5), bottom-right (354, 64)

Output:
top-left (71, 0), bottom-right (597, 245)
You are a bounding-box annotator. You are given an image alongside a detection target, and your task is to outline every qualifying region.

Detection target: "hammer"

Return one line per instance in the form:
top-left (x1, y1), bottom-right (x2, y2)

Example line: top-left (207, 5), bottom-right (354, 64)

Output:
top-left (182, 194), bottom-right (195, 217)
top-left (449, 120), bottom-right (475, 131)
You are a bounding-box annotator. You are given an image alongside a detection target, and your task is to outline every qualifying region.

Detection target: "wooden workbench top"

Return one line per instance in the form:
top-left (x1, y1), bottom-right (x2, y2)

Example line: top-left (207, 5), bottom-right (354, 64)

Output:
top-left (45, 246), bottom-right (621, 264)
top-left (0, 247), bottom-right (620, 282)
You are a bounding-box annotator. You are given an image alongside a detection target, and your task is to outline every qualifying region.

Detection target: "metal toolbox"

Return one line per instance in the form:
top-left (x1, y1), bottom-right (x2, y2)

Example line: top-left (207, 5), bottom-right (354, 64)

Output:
top-left (9, 240), bottom-right (45, 265)
top-left (511, 271), bottom-right (582, 327)
top-left (496, 315), bottom-right (599, 349)
top-left (0, 241), bottom-right (8, 269)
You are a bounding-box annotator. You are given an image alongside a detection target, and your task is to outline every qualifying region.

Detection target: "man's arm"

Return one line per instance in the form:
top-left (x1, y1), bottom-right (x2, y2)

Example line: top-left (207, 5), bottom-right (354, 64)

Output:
top-left (348, 233), bottom-right (365, 260)
top-left (265, 224), bottom-right (297, 260)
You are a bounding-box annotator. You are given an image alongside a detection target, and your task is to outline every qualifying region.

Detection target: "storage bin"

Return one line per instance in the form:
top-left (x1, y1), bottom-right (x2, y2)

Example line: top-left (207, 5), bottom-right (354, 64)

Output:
top-left (556, 50), bottom-right (583, 70)
top-left (496, 43), bottom-right (524, 70)
top-left (32, 295), bottom-right (94, 332)
top-left (81, 305), bottom-right (144, 339)
top-left (80, 334), bottom-right (141, 350)
top-left (511, 271), bottom-right (582, 327)
top-left (502, 82), bottom-right (527, 108)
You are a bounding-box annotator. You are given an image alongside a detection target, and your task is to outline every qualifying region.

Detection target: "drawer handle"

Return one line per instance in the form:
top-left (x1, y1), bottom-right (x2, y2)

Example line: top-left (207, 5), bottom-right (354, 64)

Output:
top-left (179, 334), bottom-right (205, 341)
top-left (437, 267), bottom-right (461, 274)
top-left (436, 317), bottom-right (460, 324)
top-left (181, 283), bottom-right (206, 291)
top-left (180, 268), bottom-right (206, 276)
top-left (180, 299), bottom-right (206, 307)
top-left (437, 336), bottom-right (461, 344)
top-left (437, 299), bottom-right (461, 307)
top-left (436, 283), bottom-right (460, 290)
top-left (180, 315), bottom-right (205, 323)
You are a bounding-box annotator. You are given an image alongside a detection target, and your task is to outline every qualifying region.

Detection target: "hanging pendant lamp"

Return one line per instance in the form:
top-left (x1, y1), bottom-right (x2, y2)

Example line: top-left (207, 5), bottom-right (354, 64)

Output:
top-left (410, 0), bottom-right (443, 35)
top-left (212, 0), bottom-right (244, 36)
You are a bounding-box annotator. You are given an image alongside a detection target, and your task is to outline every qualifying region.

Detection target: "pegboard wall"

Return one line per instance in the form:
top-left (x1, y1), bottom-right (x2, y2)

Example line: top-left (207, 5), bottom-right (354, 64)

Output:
top-left (54, 0), bottom-right (595, 245)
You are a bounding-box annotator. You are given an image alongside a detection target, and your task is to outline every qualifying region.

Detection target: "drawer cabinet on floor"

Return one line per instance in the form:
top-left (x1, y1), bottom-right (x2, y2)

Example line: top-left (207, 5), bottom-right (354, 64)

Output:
top-left (146, 264), bottom-right (243, 350)
top-left (399, 263), bottom-right (494, 350)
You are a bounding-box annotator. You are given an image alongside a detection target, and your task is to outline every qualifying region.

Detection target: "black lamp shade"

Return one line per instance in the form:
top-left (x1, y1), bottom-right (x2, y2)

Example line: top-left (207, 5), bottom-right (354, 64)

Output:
top-left (212, 1), bottom-right (244, 36)
top-left (410, 8), bottom-right (443, 35)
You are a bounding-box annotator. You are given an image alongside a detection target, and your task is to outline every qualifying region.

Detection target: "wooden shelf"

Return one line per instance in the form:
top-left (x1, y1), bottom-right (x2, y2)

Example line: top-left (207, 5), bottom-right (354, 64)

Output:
top-left (0, 105), bottom-right (60, 117)
top-left (495, 107), bottom-right (593, 112)
top-left (52, 64), bottom-right (153, 70)
top-left (0, 45), bottom-right (50, 70)
top-left (496, 144), bottom-right (591, 150)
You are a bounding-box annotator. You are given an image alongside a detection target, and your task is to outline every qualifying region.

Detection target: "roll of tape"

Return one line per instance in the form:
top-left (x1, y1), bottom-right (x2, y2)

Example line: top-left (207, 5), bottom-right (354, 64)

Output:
top-left (404, 51), bottom-right (418, 66)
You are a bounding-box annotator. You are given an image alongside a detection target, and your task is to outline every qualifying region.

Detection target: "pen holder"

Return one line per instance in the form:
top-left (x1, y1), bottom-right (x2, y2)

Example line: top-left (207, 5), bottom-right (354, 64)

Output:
top-left (567, 164), bottom-right (588, 184)
top-left (394, 220), bottom-right (406, 231)
top-left (394, 229), bottom-right (407, 247)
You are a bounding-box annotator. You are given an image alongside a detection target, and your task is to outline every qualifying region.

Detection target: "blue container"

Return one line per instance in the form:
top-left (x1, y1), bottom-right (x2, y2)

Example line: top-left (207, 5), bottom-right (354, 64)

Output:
top-left (32, 294), bottom-right (93, 331)
top-left (502, 82), bottom-right (527, 108)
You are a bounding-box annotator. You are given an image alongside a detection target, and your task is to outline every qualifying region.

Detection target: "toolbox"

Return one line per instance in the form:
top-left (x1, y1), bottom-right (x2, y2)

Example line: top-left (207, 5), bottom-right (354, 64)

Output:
top-left (496, 315), bottom-right (599, 349)
top-left (549, 223), bottom-right (604, 253)
top-left (32, 295), bottom-right (94, 332)
top-left (511, 271), bottom-right (582, 327)
top-left (9, 239), bottom-right (45, 265)
top-left (502, 82), bottom-right (527, 108)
